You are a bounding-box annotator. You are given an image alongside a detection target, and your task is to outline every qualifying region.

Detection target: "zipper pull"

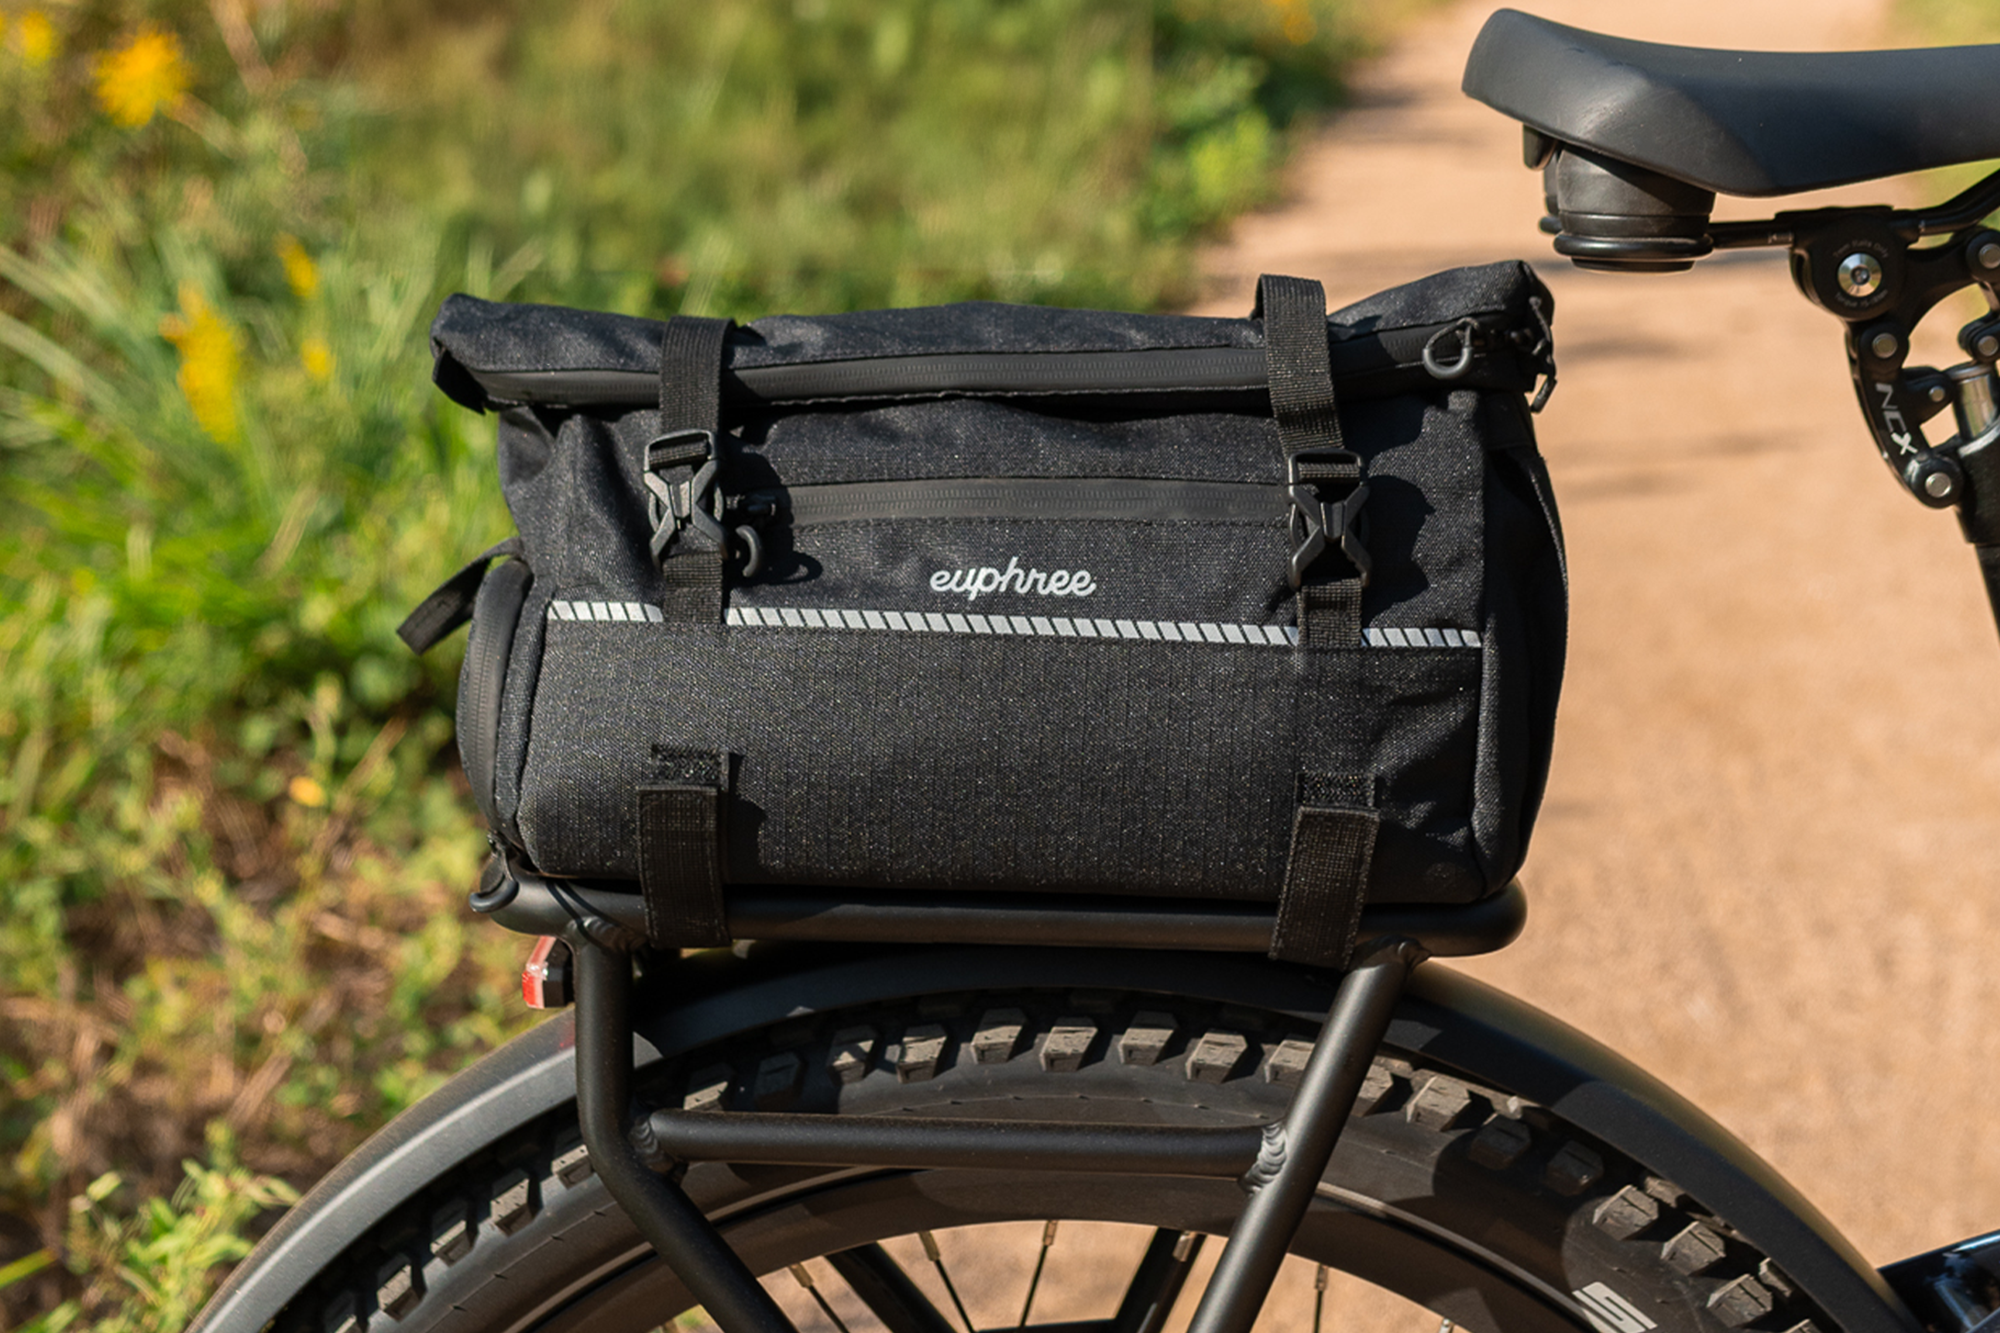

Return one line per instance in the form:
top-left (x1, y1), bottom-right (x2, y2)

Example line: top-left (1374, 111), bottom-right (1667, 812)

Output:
top-left (1421, 317), bottom-right (1483, 381)
top-left (726, 490), bottom-right (782, 579)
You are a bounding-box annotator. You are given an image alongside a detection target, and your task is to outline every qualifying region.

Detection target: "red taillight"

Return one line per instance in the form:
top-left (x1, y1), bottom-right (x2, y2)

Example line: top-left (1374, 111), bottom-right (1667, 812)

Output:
top-left (522, 935), bottom-right (573, 1009)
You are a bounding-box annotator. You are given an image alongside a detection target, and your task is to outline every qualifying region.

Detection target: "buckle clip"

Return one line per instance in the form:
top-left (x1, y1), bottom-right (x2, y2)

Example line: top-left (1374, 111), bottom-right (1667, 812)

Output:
top-left (643, 428), bottom-right (727, 563)
top-left (1287, 449), bottom-right (1371, 590)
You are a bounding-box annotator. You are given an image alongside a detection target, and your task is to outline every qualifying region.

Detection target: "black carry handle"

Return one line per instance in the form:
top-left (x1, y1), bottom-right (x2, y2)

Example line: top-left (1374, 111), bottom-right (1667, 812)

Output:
top-left (395, 536), bottom-right (525, 654)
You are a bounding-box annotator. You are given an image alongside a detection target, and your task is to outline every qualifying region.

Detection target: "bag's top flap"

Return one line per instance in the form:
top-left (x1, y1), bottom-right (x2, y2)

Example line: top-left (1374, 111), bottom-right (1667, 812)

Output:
top-left (429, 261), bottom-right (1553, 413)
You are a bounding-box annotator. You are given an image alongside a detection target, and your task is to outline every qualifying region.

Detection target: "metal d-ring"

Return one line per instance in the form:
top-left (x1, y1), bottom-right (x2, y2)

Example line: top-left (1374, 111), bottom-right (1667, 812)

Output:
top-left (1421, 318), bottom-right (1479, 381)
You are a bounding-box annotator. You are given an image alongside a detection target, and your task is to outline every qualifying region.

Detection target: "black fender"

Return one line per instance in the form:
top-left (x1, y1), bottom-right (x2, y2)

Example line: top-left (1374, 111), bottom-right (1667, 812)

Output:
top-left (193, 943), bottom-right (1923, 1333)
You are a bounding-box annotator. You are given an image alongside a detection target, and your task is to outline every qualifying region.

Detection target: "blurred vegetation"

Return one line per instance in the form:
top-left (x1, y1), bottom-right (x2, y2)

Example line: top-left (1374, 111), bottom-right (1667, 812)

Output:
top-left (0, 0), bottom-right (1409, 1327)
top-left (1897, 0), bottom-right (2000, 42)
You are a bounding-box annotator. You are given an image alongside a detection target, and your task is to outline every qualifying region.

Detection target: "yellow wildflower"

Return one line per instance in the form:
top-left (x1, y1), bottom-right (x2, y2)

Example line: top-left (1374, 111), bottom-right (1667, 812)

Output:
top-left (287, 775), bottom-right (327, 808)
top-left (1264, 0), bottom-right (1316, 45)
top-left (94, 27), bottom-right (190, 128)
top-left (300, 335), bottom-right (334, 383)
top-left (159, 284), bottom-right (241, 443)
top-left (276, 235), bottom-right (319, 301)
top-left (16, 12), bottom-right (57, 67)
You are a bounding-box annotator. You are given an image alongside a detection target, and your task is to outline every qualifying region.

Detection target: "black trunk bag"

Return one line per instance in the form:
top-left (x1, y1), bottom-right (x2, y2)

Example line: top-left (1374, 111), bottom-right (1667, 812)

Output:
top-left (410, 265), bottom-right (1566, 966)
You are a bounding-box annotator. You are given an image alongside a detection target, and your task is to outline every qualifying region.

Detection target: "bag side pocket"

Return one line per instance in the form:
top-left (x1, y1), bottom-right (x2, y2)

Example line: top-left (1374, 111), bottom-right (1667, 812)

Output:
top-left (458, 558), bottom-right (533, 833)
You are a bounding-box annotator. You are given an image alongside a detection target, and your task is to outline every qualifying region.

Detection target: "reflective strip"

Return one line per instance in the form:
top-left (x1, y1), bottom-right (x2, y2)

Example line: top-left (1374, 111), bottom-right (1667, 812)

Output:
top-left (553, 603), bottom-right (1481, 648)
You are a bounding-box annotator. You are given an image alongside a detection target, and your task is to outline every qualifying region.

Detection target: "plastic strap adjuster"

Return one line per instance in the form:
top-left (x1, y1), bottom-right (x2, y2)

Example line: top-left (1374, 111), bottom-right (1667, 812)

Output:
top-left (643, 428), bottom-right (727, 564)
top-left (1286, 448), bottom-right (1371, 590)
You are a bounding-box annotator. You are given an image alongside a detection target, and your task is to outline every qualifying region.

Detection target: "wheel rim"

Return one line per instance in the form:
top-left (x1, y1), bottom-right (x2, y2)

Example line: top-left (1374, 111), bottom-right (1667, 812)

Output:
top-left (525, 1167), bottom-right (1588, 1333)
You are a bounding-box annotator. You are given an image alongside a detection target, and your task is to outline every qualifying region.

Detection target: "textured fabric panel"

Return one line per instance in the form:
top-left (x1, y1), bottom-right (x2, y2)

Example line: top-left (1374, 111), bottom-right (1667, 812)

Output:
top-left (489, 577), bottom-right (547, 849)
top-left (1469, 413), bottom-right (1570, 886)
top-left (1292, 649), bottom-right (1486, 902)
top-left (740, 400), bottom-right (1290, 487)
top-left (1317, 263), bottom-right (1555, 342)
top-left (455, 557), bottom-right (531, 829)
top-left (516, 622), bottom-right (1489, 899)
top-left (1348, 393), bottom-right (1485, 633)
top-left (1299, 772), bottom-right (1374, 807)
top-left (430, 263), bottom-right (1549, 410)
top-left (736, 518), bottom-right (1291, 625)
top-left (509, 394), bottom-right (1487, 635)
top-left (736, 303), bottom-right (1260, 365)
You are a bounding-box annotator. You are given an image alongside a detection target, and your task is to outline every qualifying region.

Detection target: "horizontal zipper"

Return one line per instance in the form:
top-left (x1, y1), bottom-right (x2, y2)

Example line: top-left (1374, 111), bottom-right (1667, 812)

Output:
top-left (737, 477), bottom-right (1289, 527)
top-left (466, 315), bottom-right (1530, 409)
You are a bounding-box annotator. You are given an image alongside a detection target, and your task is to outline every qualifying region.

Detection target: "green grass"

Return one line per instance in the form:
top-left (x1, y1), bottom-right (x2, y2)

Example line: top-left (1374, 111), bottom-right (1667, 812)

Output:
top-left (0, 1), bottom-right (1409, 1326)
top-left (341, 0), bottom-right (1383, 315)
top-left (1897, 0), bottom-right (2000, 43)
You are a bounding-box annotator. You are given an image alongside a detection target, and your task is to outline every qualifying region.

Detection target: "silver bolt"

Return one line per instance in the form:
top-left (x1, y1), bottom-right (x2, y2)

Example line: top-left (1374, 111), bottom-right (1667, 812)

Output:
top-left (1870, 330), bottom-right (1900, 360)
top-left (1979, 333), bottom-right (2000, 360)
top-left (1931, 384), bottom-right (1950, 403)
top-left (1838, 251), bottom-right (1885, 298)
top-left (1977, 240), bottom-right (2000, 270)
top-left (1925, 471), bottom-right (1954, 500)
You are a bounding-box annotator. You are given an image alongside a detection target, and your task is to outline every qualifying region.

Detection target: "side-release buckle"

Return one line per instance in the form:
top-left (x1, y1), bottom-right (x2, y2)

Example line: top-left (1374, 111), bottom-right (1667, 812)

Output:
top-left (643, 428), bottom-right (727, 564)
top-left (1287, 449), bottom-right (1371, 590)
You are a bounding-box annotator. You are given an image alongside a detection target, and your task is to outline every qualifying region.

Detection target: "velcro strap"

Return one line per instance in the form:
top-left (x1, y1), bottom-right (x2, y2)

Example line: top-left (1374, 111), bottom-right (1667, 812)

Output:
top-left (396, 537), bottom-right (525, 654)
top-left (1270, 774), bottom-right (1378, 969)
top-left (637, 781), bottom-right (730, 949)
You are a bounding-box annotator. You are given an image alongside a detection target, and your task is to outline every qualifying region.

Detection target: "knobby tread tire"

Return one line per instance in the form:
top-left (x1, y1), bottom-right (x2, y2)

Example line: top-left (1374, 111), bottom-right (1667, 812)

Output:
top-left (272, 990), bottom-right (1840, 1333)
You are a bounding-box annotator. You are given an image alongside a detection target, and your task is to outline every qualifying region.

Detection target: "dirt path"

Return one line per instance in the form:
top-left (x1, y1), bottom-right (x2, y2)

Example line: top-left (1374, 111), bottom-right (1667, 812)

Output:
top-left (1196, 0), bottom-right (2000, 1269)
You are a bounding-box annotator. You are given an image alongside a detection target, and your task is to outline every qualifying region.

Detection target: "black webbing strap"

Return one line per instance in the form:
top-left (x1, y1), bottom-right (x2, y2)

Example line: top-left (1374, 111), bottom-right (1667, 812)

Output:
top-left (1255, 275), bottom-right (1366, 648)
top-left (1270, 773), bottom-right (1378, 969)
top-left (1256, 275), bottom-right (1344, 455)
top-left (396, 537), bottom-right (526, 654)
top-left (637, 777), bottom-right (730, 949)
top-left (650, 315), bottom-right (736, 623)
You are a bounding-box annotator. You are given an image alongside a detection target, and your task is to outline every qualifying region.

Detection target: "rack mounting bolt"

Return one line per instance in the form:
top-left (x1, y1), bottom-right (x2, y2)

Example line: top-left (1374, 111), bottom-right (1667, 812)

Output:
top-left (1931, 384), bottom-right (1950, 404)
top-left (1925, 471), bottom-right (1955, 500)
top-left (1977, 241), bottom-right (2000, 271)
top-left (1869, 331), bottom-right (1900, 360)
top-left (1979, 334), bottom-right (2000, 360)
top-left (1838, 252), bottom-right (1885, 298)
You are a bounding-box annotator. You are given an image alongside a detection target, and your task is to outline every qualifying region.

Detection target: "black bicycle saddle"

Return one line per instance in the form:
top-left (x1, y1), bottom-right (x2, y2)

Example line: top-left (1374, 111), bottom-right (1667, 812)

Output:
top-left (1463, 9), bottom-right (2000, 197)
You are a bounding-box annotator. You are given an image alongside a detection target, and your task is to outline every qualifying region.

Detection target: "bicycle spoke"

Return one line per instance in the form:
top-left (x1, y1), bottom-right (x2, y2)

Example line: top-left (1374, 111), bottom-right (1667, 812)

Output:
top-left (826, 1245), bottom-right (959, 1333)
top-left (792, 1262), bottom-right (854, 1333)
top-left (919, 1231), bottom-right (977, 1333)
top-left (1017, 1221), bottom-right (1061, 1328)
top-left (1110, 1229), bottom-right (1206, 1333)
top-left (1314, 1265), bottom-right (1329, 1333)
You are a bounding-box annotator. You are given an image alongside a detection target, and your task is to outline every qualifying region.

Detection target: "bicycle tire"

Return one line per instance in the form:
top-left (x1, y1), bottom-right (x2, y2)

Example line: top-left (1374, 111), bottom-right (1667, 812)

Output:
top-left (278, 988), bottom-right (1837, 1333)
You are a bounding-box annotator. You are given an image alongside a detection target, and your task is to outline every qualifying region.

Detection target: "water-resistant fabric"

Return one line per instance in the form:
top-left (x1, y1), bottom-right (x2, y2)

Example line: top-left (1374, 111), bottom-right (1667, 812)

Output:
top-left (422, 262), bottom-right (1566, 943)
